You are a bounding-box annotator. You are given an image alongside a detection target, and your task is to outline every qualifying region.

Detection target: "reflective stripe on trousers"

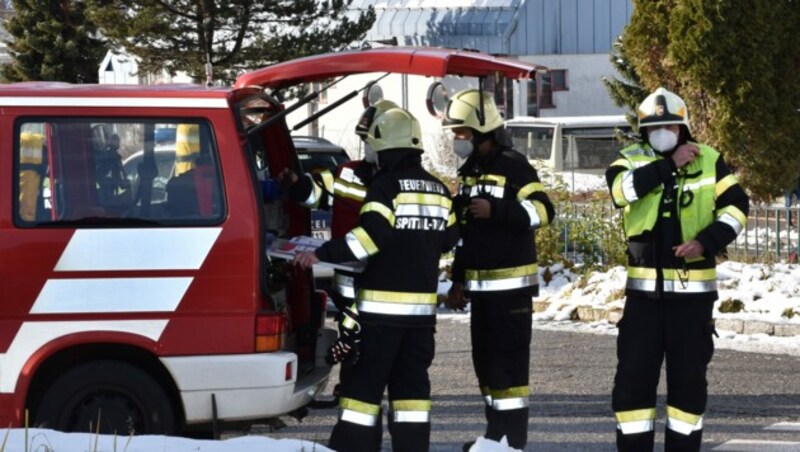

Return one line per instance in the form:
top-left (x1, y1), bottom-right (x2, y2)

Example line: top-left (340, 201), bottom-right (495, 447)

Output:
top-left (390, 399), bottom-right (431, 423)
top-left (481, 386), bottom-right (530, 411)
top-left (666, 405), bottom-right (703, 435)
top-left (616, 408), bottom-right (656, 434)
top-left (465, 263), bottom-right (538, 292)
top-left (339, 397), bottom-right (380, 427)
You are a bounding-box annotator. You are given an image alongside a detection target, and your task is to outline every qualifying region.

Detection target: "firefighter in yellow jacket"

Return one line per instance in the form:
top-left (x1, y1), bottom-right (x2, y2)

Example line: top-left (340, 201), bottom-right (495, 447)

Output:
top-left (444, 89), bottom-right (555, 450)
top-left (606, 87), bottom-right (749, 451)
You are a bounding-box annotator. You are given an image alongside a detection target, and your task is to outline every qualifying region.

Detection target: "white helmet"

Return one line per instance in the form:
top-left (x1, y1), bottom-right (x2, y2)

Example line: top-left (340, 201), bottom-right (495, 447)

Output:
top-left (441, 89), bottom-right (504, 134)
top-left (360, 105), bottom-right (423, 153)
top-left (637, 87), bottom-right (691, 133)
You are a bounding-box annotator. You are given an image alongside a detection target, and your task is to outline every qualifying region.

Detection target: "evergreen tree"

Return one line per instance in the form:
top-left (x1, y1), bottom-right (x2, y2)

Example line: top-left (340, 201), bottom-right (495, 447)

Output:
top-left (1, 0), bottom-right (106, 83)
top-left (602, 35), bottom-right (648, 133)
top-left (669, 0), bottom-right (800, 199)
top-left (87, 1), bottom-right (375, 85)
top-left (619, 0), bottom-right (800, 199)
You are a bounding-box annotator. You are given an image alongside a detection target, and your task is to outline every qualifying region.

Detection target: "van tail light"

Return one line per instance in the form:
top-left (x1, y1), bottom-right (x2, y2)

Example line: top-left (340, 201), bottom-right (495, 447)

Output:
top-left (285, 362), bottom-right (293, 381)
top-left (255, 312), bottom-right (287, 352)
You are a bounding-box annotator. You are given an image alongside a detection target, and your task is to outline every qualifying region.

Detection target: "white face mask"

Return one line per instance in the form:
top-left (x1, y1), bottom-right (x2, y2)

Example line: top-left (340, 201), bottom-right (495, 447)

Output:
top-left (363, 142), bottom-right (377, 164)
top-left (453, 139), bottom-right (474, 159)
top-left (648, 128), bottom-right (679, 153)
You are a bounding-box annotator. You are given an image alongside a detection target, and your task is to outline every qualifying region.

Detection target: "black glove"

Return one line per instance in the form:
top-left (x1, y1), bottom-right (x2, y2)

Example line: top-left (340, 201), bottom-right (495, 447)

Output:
top-left (326, 303), bottom-right (361, 365)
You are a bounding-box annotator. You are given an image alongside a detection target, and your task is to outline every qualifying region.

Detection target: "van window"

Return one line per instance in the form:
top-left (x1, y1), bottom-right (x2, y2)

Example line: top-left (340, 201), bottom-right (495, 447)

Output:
top-left (562, 127), bottom-right (627, 170)
top-left (14, 119), bottom-right (224, 226)
top-left (508, 125), bottom-right (557, 160)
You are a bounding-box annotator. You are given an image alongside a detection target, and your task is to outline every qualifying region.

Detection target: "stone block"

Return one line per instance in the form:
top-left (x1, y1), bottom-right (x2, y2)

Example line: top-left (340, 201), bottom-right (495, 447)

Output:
top-left (774, 323), bottom-right (800, 337)
top-left (742, 320), bottom-right (775, 336)
top-left (714, 318), bottom-right (744, 334)
top-left (593, 308), bottom-right (608, 321)
top-left (607, 308), bottom-right (623, 325)
top-left (576, 305), bottom-right (595, 322)
top-left (533, 300), bottom-right (550, 313)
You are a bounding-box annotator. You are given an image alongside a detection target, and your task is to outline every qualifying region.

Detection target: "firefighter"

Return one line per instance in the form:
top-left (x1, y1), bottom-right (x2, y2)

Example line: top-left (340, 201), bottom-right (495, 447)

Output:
top-left (606, 87), bottom-right (749, 451)
top-left (282, 99), bottom-right (398, 312)
top-left (174, 123), bottom-right (200, 176)
top-left (442, 89), bottom-right (555, 450)
top-left (280, 100), bottom-right (397, 406)
top-left (294, 105), bottom-right (458, 452)
top-left (19, 131), bottom-right (45, 221)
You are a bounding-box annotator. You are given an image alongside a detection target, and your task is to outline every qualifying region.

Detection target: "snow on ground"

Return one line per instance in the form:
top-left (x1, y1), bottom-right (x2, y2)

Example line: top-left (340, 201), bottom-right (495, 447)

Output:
top-left (440, 261), bottom-right (800, 357)
top-left (0, 429), bottom-right (332, 452)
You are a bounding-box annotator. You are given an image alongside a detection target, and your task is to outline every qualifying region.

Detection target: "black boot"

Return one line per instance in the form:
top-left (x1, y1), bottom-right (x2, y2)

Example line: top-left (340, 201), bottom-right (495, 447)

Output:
top-left (665, 428), bottom-right (702, 452)
top-left (616, 428), bottom-right (655, 452)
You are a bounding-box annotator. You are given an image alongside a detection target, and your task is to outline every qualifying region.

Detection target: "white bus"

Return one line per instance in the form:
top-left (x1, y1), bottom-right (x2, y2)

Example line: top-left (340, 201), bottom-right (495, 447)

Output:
top-left (506, 115), bottom-right (632, 174)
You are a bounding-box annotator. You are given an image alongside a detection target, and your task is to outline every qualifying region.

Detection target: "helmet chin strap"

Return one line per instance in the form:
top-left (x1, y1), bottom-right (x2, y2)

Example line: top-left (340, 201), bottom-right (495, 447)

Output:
top-left (477, 77), bottom-right (486, 127)
top-left (471, 130), bottom-right (493, 155)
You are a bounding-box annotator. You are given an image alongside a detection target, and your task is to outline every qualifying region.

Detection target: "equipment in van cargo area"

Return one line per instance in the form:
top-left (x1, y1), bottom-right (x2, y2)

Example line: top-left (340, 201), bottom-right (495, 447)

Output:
top-left (506, 115), bottom-right (632, 174)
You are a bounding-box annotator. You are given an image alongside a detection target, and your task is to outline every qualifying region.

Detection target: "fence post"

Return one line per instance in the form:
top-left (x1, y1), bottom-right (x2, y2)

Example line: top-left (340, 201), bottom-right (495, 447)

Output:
top-left (775, 207), bottom-right (782, 259)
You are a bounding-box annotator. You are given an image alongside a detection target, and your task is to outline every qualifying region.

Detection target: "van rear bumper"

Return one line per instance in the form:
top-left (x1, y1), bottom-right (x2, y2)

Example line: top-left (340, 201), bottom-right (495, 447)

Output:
top-left (162, 327), bottom-right (336, 424)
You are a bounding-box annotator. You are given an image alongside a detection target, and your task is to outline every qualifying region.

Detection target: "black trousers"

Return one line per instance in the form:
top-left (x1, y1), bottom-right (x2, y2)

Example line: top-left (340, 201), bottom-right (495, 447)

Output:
top-left (470, 292), bottom-right (532, 449)
top-left (612, 295), bottom-right (715, 452)
top-left (328, 321), bottom-right (434, 452)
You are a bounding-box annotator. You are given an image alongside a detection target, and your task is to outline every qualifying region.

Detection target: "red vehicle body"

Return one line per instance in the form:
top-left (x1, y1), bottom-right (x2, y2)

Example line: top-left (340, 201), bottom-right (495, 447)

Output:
top-left (0, 47), bottom-right (537, 435)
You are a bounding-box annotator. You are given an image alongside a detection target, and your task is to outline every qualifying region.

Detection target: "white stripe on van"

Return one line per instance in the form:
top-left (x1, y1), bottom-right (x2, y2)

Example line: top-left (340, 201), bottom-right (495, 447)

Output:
top-left (0, 320), bottom-right (168, 393)
top-left (0, 97), bottom-right (229, 109)
top-left (30, 277), bottom-right (193, 314)
top-left (55, 228), bottom-right (222, 271)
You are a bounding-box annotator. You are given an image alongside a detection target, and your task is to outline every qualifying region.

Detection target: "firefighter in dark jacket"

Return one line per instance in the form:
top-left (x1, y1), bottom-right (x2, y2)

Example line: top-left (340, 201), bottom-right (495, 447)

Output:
top-left (443, 89), bottom-right (555, 450)
top-left (281, 100), bottom-right (398, 407)
top-left (282, 99), bottom-right (398, 310)
top-left (294, 105), bottom-right (459, 452)
top-left (606, 87), bottom-right (749, 452)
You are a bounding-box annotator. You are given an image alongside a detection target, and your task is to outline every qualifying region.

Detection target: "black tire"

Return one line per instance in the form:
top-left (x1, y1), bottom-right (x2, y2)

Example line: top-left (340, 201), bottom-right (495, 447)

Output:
top-left (35, 360), bottom-right (177, 435)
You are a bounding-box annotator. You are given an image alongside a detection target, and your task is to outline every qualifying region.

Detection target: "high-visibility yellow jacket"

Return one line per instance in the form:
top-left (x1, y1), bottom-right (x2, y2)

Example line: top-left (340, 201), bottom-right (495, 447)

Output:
top-left (607, 143), bottom-right (749, 300)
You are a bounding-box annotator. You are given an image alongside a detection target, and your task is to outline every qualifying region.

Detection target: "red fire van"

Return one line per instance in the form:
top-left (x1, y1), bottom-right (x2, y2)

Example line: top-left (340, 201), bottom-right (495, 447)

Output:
top-left (0, 47), bottom-right (536, 435)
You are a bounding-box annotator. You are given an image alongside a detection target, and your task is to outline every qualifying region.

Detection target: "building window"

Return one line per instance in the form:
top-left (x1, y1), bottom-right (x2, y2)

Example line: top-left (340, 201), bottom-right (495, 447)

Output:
top-left (539, 72), bottom-right (555, 109)
top-left (483, 75), bottom-right (514, 120)
top-left (550, 69), bottom-right (568, 91)
top-left (526, 70), bottom-right (567, 115)
top-left (526, 79), bottom-right (538, 116)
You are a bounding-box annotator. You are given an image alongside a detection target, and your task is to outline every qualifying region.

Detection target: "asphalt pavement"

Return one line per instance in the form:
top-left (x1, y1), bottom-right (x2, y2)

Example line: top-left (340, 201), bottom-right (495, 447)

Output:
top-left (238, 317), bottom-right (800, 451)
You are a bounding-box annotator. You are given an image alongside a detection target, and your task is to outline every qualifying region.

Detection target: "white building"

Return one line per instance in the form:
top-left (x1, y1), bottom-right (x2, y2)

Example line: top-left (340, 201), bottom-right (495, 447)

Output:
top-left (98, 50), bottom-right (192, 85)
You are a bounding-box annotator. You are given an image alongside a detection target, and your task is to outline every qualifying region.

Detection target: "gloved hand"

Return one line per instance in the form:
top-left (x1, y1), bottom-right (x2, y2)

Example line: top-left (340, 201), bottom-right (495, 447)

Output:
top-left (326, 303), bottom-right (361, 365)
top-left (446, 281), bottom-right (468, 310)
top-left (277, 168), bottom-right (302, 197)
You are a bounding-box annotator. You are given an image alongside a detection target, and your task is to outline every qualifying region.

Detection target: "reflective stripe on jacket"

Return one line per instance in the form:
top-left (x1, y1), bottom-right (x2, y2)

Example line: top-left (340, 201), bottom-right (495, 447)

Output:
top-left (608, 143), bottom-right (748, 298)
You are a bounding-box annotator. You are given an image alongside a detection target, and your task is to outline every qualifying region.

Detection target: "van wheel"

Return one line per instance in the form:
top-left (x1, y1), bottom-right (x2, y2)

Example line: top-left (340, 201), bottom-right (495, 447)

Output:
top-left (35, 360), bottom-right (177, 435)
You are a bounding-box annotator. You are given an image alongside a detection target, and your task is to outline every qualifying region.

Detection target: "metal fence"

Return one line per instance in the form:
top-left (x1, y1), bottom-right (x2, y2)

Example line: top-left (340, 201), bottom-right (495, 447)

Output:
top-left (557, 203), bottom-right (800, 264)
top-left (730, 205), bottom-right (800, 262)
